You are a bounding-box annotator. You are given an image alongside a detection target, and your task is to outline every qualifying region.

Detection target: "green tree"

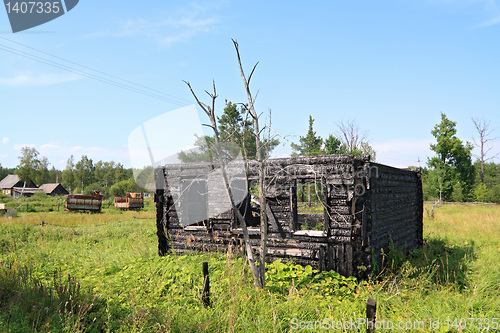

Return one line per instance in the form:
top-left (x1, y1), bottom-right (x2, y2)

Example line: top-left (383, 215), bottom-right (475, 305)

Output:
top-left (15, 147), bottom-right (41, 185)
top-left (474, 183), bottom-right (488, 202)
top-left (35, 157), bottom-right (50, 186)
top-left (427, 113), bottom-right (475, 201)
top-left (114, 163), bottom-right (128, 184)
top-left (74, 155), bottom-right (95, 194)
top-left (472, 160), bottom-right (500, 203)
top-left (94, 160), bottom-right (123, 192)
top-left (291, 115), bottom-right (323, 156)
top-left (48, 166), bottom-right (61, 183)
top-left (62, 155), bottom-right (76, 193)
top-left (177, 135), bottom-right (216, 162)
top-left (324, 134), bottom-right (342, 155)
top-left (426, 163), bottom-right (453, 202)
top-left (0, 163), bottom-right (14, 182)
top-left (218, 101), bottom-right (245, 145)
top-left (110, 177), bottom-right (145, 197)
top-left (358, 142), bottom-right (377, 161)
top-left (178, 101), bottom-right (279, 162)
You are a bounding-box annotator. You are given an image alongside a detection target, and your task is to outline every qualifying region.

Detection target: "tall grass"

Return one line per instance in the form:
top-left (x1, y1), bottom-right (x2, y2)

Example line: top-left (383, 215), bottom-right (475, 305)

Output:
top-left (0, 203), bottom-right (498, 332)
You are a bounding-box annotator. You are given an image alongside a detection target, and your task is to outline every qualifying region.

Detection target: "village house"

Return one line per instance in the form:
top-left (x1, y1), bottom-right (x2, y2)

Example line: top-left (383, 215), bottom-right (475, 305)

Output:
top-left (0, 174), bottom-right (41, 198)
top-left (39, 183), bottom-right (69, 196)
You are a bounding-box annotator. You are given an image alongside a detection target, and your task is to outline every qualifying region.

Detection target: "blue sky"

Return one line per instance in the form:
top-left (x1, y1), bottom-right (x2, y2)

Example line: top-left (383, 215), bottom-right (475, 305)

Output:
top-left (1, 0), bottom-right (499, 170)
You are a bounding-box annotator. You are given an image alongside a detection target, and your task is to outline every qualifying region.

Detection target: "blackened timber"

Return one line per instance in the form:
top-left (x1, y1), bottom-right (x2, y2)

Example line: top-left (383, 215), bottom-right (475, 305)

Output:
top-left (155, 154), bottom-right (423, 279)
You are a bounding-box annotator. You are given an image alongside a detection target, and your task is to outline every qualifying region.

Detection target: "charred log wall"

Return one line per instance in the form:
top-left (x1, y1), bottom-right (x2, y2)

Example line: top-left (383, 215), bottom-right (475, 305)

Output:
top-left (154, 155), bottom-right (423, 278)
top-left (368, 163), bottom-right (423, 272)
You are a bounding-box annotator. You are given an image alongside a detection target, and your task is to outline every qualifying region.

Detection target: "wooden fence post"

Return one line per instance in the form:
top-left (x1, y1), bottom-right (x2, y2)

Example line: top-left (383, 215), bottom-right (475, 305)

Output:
top-left (202, 261), bottom-right (210, 307)
top-left (366, 298), bottom-right (377, 332)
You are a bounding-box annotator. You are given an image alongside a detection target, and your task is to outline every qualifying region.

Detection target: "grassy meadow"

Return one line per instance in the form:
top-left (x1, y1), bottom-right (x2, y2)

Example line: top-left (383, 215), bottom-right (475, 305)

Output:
top-left (0, 199), bottom-right (498, 332)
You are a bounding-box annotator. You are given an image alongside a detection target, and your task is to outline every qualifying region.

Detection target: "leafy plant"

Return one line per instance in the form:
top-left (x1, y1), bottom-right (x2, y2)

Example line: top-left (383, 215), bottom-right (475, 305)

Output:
top-left (265, 259), bottom-right (359, 301)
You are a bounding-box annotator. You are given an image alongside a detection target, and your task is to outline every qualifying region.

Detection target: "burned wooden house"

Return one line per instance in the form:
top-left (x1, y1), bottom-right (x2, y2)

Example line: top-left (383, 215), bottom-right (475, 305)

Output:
top-left (154, 155), bottom-right (423, 278)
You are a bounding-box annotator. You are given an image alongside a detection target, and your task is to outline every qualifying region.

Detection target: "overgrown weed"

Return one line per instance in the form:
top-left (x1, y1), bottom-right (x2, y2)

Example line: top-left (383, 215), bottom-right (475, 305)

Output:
top-left (0, 203), bottom-right (498, 331)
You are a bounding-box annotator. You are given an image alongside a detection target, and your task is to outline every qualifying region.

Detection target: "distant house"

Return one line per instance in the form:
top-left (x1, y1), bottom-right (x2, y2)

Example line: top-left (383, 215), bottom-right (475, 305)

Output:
top-left (12, 187), bottom-right (44, 198)
top-left (0, 174), bottom-right (40, 198)
top-left (39, 183), bottom-right (69, 196)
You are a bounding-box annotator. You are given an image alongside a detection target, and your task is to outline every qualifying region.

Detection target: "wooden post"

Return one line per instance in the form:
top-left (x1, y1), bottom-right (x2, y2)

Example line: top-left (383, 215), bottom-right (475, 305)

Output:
top-left (308, 183), bottom-right (311, 207)
top-left (322, 178), bottom-right (330, 236)
top-left (154, 165), bottom-right (169, 257)
top-left (366, 298), bottom-right (377, 333)
top-left (202, 261), bottom-right (210, 307)
top-left (290, 181), bottom-right (298, 232)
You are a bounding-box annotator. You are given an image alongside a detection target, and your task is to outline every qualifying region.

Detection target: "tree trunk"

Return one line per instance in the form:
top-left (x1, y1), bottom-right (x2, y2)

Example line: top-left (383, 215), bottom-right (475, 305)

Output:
top-left (233, 39), bottom-right (267, 287)
top-left (184, 80), bottom-right (262, 287)
top-left (308, 183), bottom-right (311, 207)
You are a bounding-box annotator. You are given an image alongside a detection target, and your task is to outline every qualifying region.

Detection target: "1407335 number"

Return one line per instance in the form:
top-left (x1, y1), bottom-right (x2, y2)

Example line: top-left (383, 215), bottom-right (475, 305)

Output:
top-left (5, 1), bottom-right (61, 14)
top-left (445, 318), bottom-right (498, 330)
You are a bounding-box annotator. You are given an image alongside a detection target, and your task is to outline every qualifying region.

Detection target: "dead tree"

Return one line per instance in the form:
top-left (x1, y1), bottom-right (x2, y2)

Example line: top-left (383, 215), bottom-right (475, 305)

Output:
top-left (472, 118), bottom-right (498, 184)
top-left (337, 120), bottom-right (367, 154)
top-left (183, 80), bottom-right (262, 287)
top-left (233, 39), bottom-right (268, 287)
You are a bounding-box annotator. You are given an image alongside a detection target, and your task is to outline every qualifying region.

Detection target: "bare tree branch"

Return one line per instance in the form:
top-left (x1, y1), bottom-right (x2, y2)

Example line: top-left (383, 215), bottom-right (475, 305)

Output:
top-left (336, 119), bottom-right (369, 154)
top-left (233, 38), bottom-right (268, 287)
top-left (183, 79), bottom-right (262, 287)
top-left (248, 62), bottom-right (259, 86)
top-left (472, 117), bottom-right (499, 183)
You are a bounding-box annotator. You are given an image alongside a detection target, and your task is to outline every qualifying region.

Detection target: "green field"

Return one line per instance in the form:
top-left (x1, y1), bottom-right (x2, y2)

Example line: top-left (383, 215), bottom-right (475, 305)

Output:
top-left (0, 201), bottom-right (499, 332)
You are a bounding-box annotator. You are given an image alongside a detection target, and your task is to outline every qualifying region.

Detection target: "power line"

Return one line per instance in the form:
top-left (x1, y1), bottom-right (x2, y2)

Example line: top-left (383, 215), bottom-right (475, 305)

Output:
top-left (0, 37), bottom-right (191, 105)
top-left (0, 43), bottom-right (178, 103)
top-left (1, 36), bottom-right (191, 104)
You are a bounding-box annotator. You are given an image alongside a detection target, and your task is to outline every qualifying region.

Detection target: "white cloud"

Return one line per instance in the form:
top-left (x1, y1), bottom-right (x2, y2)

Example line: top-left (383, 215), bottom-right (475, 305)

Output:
top-left (1, 137), bottom-right (8, 145)
top-left (431, 0), bottom-right (500, 27)
top-left (40, 143), bottom-right (61, 152)
top-left (373, 139), bottom-right (434, 168)
top-left (117, 16), bottom-right (218, 46)
top-left (87, 3), bottom-right (219, 46)
top-left (476, 14), bottom-right (500, 27)
top-left (0, 72), bottom-right (81, 87)
top-left (13, 143), bottom-right (36, 150)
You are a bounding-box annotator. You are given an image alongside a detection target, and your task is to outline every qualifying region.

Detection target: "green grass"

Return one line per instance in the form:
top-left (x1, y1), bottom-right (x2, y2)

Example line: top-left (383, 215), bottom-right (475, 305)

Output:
top-left (297, 203), bottom-right (324, 214)
top-left (0, 202), bottom-right (498, 332)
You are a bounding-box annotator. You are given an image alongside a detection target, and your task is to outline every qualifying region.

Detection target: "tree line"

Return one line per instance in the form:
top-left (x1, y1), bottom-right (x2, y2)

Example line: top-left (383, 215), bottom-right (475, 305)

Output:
top-left (1, 112), bottom-right (497, 203)
top-left (1, 147), bottom-right (145, 198)
top-left (422, 113), bottom-right (499, 203)
top-left (291, 115), bottom-right (376, 158)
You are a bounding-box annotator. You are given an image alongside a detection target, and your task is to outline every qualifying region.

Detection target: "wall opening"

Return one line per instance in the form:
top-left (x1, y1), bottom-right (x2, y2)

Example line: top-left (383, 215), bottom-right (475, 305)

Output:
top-left (181, 179), bottom-right (208, 228)
top-left (233, 180), bottom-right (259, 228)
top-left (295, 180), bottom-right (325, 231)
